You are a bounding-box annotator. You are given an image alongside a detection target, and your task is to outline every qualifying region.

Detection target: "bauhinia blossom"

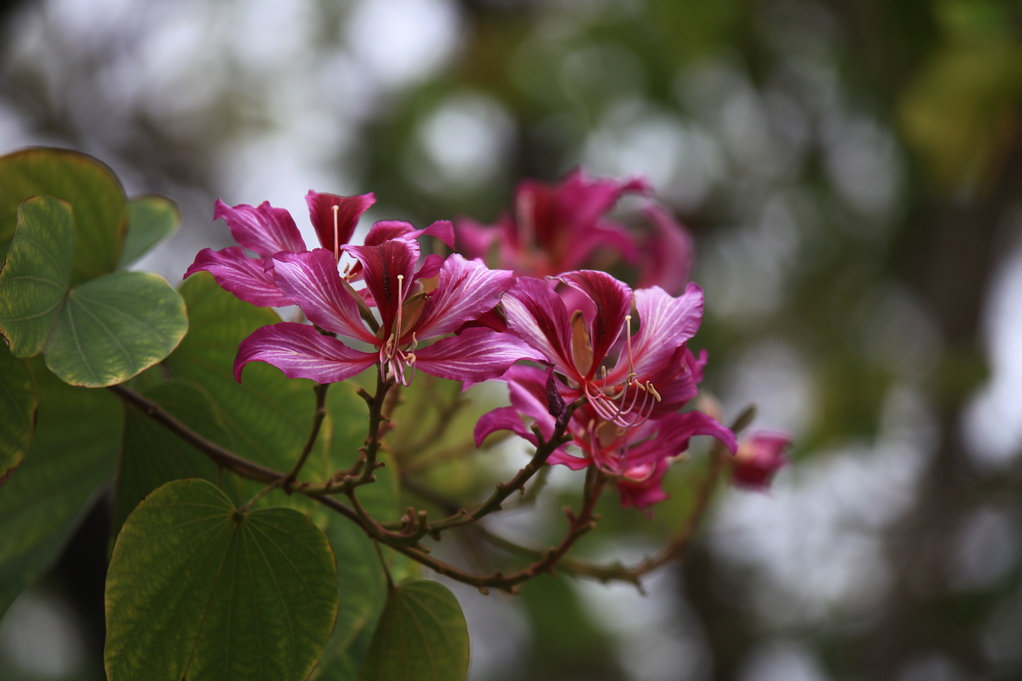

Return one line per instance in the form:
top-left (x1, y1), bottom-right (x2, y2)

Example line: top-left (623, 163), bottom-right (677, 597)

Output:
top-left (475, 365), bottom-right (737, 509)
top-left (455, 169), bottom-right (694, 293)
top-left (730, 431), bottom-right (791, 490)
top-left (234, 236), bottom-right (536, 386)
top-left (185, 191), bottom-right (376, 307)
top-left (500, 270), bottom-right (706, 428)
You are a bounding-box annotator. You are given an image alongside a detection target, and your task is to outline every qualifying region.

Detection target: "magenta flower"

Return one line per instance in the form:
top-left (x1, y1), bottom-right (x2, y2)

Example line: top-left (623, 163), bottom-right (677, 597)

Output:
top-left (185, 191), bottom-right (376, 307)
top-left (475, 365), bottom-right (736, 509)
top-left (500, 270), bottom-right (706, 427)
top-left (730, 431), bottom-right (791, 490)
top-left (455, 169), bottom-right (694, 293)
top-left (234, 237), bottom-right (534, 386)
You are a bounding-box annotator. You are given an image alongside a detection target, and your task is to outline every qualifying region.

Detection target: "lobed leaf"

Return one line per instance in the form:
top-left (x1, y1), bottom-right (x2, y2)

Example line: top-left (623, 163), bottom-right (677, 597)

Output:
top-left (118, 195), bottom-right (180, 268)
top-left (44, 270), bottom-right (188, 387)
top-left (105, 479), bottom-right (339, 681)
top-left (0, 196), bottom-right (75, 357)
top-left (0, 147), bottom-right (127, 285)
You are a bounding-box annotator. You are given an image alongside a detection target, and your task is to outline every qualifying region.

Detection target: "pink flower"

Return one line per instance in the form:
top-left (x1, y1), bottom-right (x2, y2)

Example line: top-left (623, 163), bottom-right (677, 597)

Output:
top-left (185, 191), bottom-right (376, 307)
top-left (730, 431), bottom-right (791, 490)
top-left (500, 270), bottom-right (706, 428)
top-left (234, 237), bottom-right (534, 386)
top-left (455, 169), bottom-right (694, 293)
top-left (475, 365), bottom-right (737, 509)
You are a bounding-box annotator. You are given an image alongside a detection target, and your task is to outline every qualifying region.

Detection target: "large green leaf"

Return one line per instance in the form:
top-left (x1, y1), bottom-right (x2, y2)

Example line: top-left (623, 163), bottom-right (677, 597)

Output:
top-left (0, 147), bottom-right (126, 284)
top-left (165, 273), bottom-right (313, 472)
top-left (0, 195), bottom-right (188, 387)
top-left (0, 358), bottom-right (122, 618)
top-left (104, 479), bottom-right (339, 681)
top-left (112, 381), bottom-right (233, 542)
top-left (0, 342), bottom-right (37, 483)
top-left (358, 580), bottom-right (469, 681)
top-left (0, 196), bottom-right (75, 357)
top-left (45, 270), bottom-right (188, 387)
top-left (118, 195), bottom-right (180, 268)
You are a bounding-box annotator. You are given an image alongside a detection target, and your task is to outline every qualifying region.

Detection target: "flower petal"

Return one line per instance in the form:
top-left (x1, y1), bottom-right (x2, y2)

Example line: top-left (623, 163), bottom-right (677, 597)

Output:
top-left (234, 323), bottom-right (376, 384)
top-left (413, 327), bottom-right (540, 383)
top-left (413, 255), bottom-right (515, 339)
top-left (553, 169), bottom-right (653, 231)
top-left (271, 250), bottom-right (378, 344)
top-left (454, 217), bottom-right (498, 260)
top-left (185, 247), bottom-right (291, 307)
top-left (344, 239), bottom-right (419, 336)
top-left (365, 219), bottom-right (456, 249)
top-left (501, 277), bottom-right (575, 375)
top-left (627, 411), bottom-right (737, 466)
top-left (306, 190), bottom-right (375, 255)
top-left (629, 282), bottom-right (704, 378)
top-left (214, 200), bottom-right (306, 256)
top-left (560, 270), bottom-right (632, 371)
top-left (474, 406), bottom-right (537, 447)
top-left (637, 204), bottom-right (694, 295)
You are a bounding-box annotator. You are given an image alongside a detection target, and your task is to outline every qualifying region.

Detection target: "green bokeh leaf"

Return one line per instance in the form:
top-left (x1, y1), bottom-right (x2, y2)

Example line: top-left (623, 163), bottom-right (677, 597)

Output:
top-left (45, 270), bottom-right (188, 387)
top-left (118, 195), bottom-right (180, 268)
top-left (358, 580), bottom-right (469, 681)
top-left (0, 358), bottom-right (122, 618)
top-left (0, 196), bottom-right (75, 357)
top-left (112, 381), bottom-right (233, 542)
top-left (0, 147), bottom-right (126, 284)
top-left (104, 479), bottom-right (340, 681)
top-left (0, 342), bottom-right (38, 483)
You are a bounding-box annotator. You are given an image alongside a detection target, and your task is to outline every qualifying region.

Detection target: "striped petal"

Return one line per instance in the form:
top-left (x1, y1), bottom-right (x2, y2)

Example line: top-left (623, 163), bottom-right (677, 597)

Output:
top-left (272, 250), bottom-right (378, 344)
top-left (306, 190), bottom-right (375, 255)
top-left (344, 239), bottom-right (419, 336)
top-left (185, 247), bottom-right (291, 308)
top-left (214, 200), bottom-right (306, 256)
top-left (629, 282), bottom-right (703, 379)
top-left (413, 327), bottom-right (539, 383)
top-left (501, 277), bottom-right (575, 376)
top-left (560, 270), bottom-right (632, 372)
top-left (234, 323), bottom-right (377, 384)
top-left (414, 255), bottom-right (515, 339)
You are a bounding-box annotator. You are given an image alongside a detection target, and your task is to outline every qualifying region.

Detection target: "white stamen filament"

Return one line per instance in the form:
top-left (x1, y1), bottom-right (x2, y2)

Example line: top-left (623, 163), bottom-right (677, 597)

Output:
top-left (332, 205), bottom-right (340, 262)
top-left (379, 275), bottom-right (418, 385)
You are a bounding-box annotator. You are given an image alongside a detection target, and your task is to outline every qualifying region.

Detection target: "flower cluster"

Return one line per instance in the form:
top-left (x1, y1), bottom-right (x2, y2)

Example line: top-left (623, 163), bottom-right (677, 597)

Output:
top-left (186, 171), bottom-right (784, 509)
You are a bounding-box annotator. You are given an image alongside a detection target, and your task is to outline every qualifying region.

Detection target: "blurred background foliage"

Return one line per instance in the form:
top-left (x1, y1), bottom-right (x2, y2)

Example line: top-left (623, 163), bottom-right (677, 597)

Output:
top-left (2, 0), bottom-right (1022, 680)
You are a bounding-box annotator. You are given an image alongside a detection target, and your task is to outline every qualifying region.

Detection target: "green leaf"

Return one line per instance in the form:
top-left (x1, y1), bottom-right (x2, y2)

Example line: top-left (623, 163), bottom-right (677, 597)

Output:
top-left (166, 272), bottom-right (319, 473)
top-left (118, 195), bottom-right (180, 268)
top-left (0, 194), bottom-right (187, 387)
top-left (0, 342), bottom-right (38, 482)
top-left (0, 147), bottom-right (127, 285)
top-left (0, 196), bottom-right (76, 357)
top-left (104, 479), bottom-right (339, 681)
top-left (112, 381), bottom-right (233, 542)
top-left (0, 358), bottom-right (122, 618)
top-left (44, 270), bottom-right (188, 387)
top-left (358, 581), bottom-right (470, 681)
